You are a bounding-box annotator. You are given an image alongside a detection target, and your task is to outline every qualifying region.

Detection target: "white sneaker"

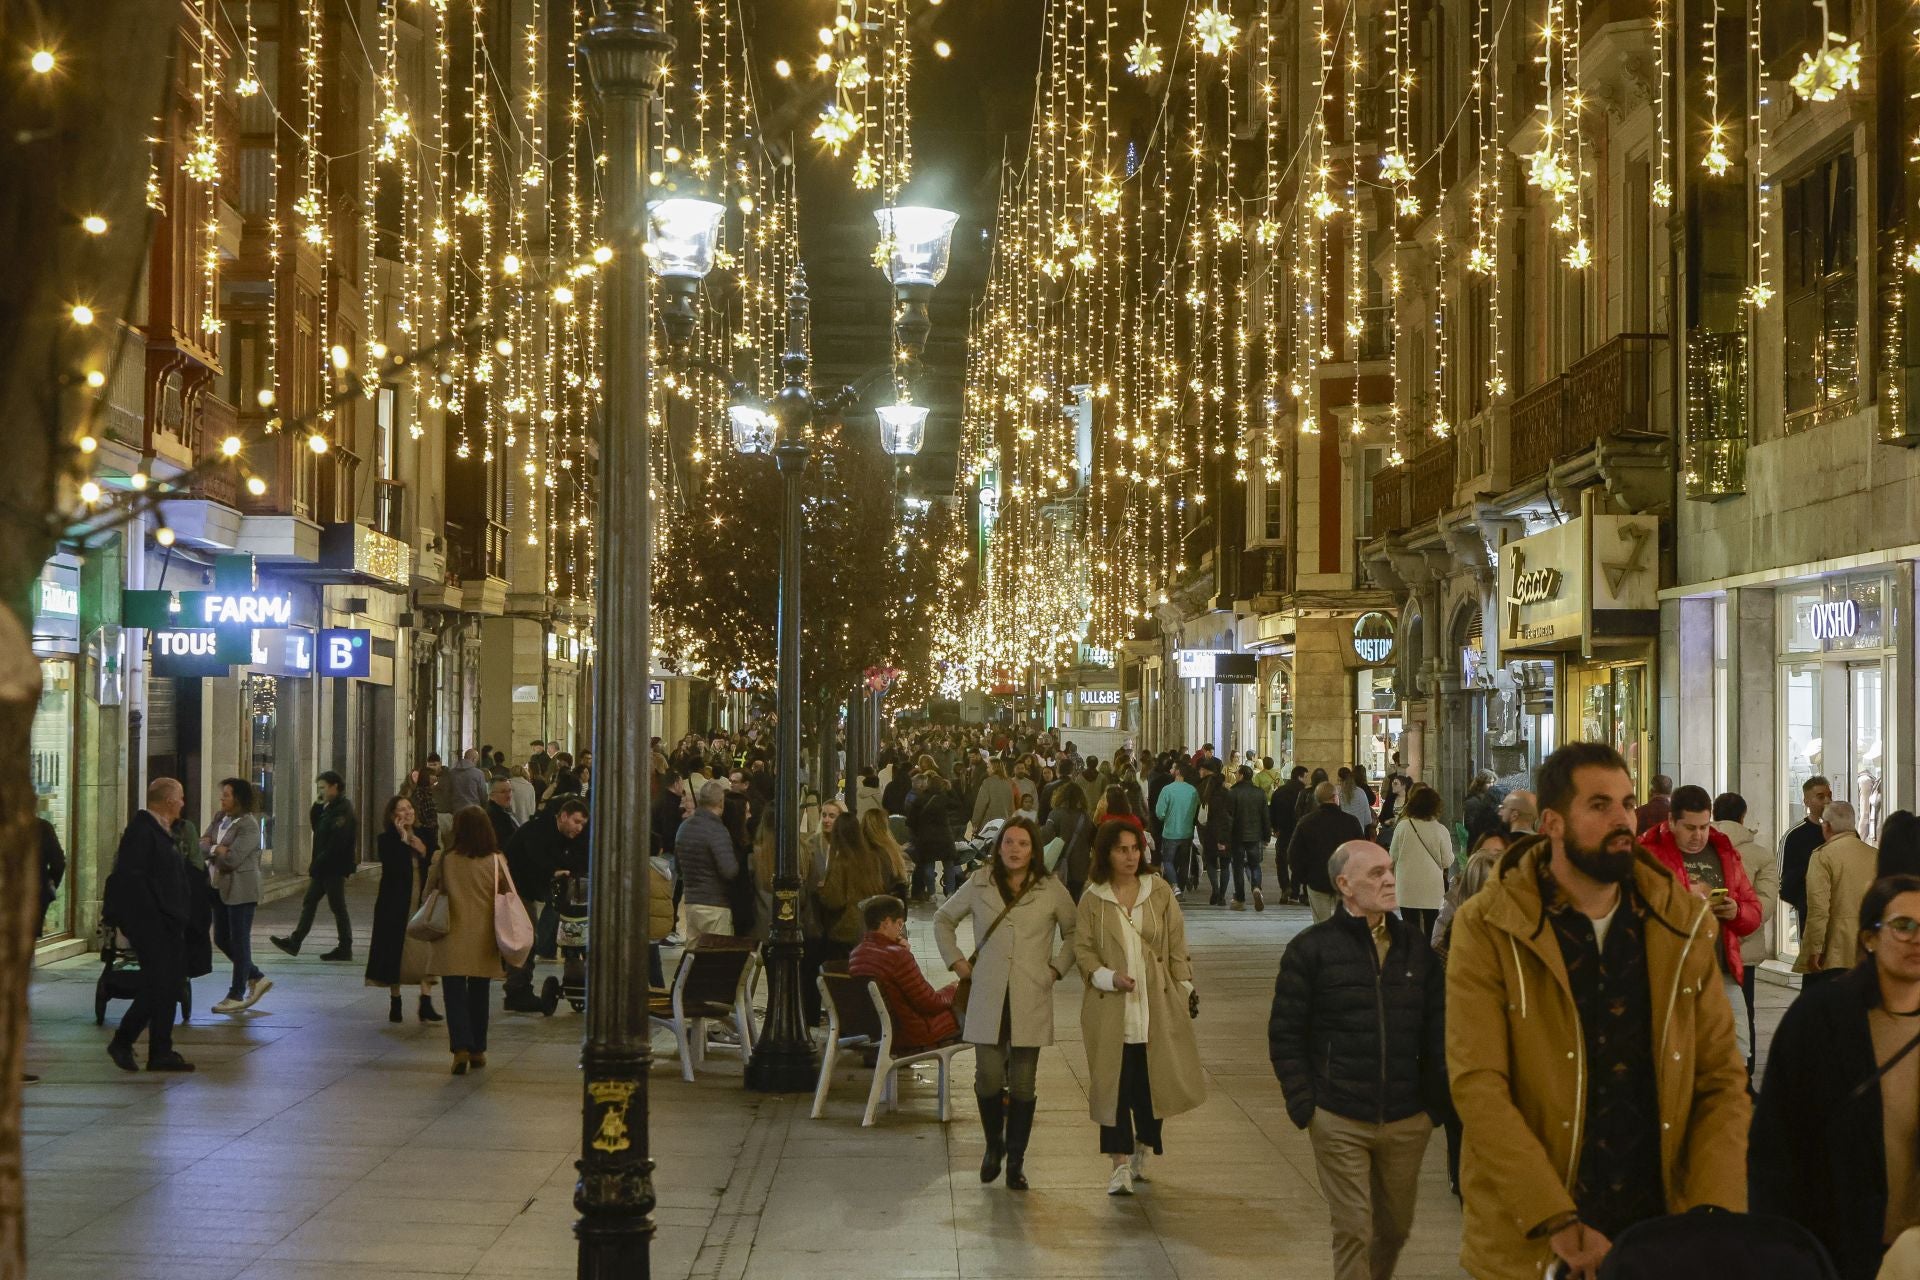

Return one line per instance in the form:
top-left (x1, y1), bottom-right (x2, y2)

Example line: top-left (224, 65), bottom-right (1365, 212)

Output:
top-left (1107, 1165), bottom-right (1135, 1196)
top-left (663, 932), bottom-right (685, 947)
top-left (1130, 1144), bottom-right (1151, 1182)
top-left (212, 996), bottom-right (246, 1014)
top-left (243, 978), bottom-right (273, 1008)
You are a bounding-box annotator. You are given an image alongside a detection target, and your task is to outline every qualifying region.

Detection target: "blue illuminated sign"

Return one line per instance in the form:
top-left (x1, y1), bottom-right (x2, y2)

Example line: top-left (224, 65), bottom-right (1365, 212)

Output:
top-left (318, 628), bottom-right (372, 677)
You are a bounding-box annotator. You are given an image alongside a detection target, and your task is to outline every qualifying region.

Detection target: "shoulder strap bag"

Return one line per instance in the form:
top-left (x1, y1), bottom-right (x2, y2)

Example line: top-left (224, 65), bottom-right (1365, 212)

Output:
top-left (951, 877), bottom-right (1035, 1021)
top-left (493, 854), bottom-right (536, 966)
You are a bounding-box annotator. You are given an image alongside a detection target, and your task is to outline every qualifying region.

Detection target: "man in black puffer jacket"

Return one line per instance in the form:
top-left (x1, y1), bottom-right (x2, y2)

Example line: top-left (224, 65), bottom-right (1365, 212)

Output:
top-left (1287, 782), bottom-right (1364, 922)
top-left (1269, 839), bottom-right (1446, 1280)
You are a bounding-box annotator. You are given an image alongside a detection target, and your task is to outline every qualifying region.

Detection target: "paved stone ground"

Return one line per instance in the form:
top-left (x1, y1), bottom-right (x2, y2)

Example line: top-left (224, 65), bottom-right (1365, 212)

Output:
top-left (22, 863), bottom-right (1792, 1280)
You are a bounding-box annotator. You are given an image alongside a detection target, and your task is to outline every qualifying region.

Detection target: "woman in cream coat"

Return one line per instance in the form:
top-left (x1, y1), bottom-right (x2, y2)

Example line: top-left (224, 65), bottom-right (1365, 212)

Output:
top-left (1074, 819), bottom-right (1205, 1195)
top-left (425, 806), bottom-right (513, 1074)
top-left (935, 816), bottom-right (1077, 1191)
top-left (1386, 783), bottom-right (1453, 939)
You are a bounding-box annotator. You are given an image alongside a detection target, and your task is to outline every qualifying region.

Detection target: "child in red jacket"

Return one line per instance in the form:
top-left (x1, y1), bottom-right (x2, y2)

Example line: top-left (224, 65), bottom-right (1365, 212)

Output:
top-left (848, 895), bottom-right (959, 1050)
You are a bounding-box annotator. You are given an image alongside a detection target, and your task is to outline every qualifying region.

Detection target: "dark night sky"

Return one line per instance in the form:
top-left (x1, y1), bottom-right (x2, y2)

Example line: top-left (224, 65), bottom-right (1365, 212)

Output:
top-left (726, 0), bottom-right (1049, 493)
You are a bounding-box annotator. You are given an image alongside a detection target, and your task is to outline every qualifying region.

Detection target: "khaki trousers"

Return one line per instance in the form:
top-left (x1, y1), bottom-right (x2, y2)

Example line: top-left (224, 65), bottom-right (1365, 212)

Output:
top-left (681, 903), bottom-right (734, 940)
top-left (1309, 1109), bottom-right (1432, 1280)
top-left (1308, 889), bottom-right (1339, 924)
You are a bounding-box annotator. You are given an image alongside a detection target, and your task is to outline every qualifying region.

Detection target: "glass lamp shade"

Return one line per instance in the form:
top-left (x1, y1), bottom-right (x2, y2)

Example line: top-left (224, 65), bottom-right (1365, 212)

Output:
top-left (728, 404), bottom-right (776, 455)
top-left (647, 197), bottom-right (726, 280)
top-left (874, 206), bottom-right (959, 288)
top-left (876, 402), bottom-right (930, 456)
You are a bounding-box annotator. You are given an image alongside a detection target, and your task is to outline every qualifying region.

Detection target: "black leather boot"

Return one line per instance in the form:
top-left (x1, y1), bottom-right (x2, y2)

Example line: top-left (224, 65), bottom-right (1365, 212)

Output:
top-left (977, 1093), bottom-right (1006, 1183)
top-left (388, 995), bottom-right (403, 1024)
top-left (1004, 1097), bottom-right (1036, 1191)
top-left (418, 995), bottom-right (443, 1023)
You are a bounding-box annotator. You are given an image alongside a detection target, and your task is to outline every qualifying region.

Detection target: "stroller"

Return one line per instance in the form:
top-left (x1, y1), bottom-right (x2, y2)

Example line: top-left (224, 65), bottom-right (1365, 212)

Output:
top-left (539, 871), bottom-right (589, 1015)
top-left (93, 917), bottom-right (193, 1027)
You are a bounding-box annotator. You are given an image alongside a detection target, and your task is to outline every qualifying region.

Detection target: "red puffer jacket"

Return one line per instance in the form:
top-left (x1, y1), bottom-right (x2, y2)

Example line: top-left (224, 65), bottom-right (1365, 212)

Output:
top-left (848, 931), bottom-right (960, 1050)
top-left (1639, 822), bottom-right (1763, 983)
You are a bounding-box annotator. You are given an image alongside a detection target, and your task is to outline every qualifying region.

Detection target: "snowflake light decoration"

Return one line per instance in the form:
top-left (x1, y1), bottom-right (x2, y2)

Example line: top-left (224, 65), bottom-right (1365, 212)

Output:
top-left (1126, 37), bottom-right (1163, 77)
top-left (1192, 7), bottom-right (1239, 56)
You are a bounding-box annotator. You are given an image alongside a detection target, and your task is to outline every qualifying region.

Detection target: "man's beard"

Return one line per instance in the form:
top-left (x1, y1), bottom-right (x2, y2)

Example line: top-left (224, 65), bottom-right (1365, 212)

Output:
top-left (1564, 827), bottom-right (1638, 884)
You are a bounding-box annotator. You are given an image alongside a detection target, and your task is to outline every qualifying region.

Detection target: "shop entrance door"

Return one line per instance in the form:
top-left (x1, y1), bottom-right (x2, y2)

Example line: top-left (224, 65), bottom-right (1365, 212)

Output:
top-left (1847, 661), bottom-right (1886, 842)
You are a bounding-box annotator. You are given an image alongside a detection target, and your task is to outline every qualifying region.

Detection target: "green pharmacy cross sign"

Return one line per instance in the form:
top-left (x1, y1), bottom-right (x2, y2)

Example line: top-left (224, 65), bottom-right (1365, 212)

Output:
top-left (122, 555), bottom-right (294, 676)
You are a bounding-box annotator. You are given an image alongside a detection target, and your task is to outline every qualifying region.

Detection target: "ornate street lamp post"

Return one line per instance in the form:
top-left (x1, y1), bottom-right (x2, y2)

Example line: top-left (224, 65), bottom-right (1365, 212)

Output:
top-left (740, 266), bottom-right (852, 1092)
top-left (737, 213), bottom-right (953, 1094)
top-left (573, 4), bottom-right (718, 1274)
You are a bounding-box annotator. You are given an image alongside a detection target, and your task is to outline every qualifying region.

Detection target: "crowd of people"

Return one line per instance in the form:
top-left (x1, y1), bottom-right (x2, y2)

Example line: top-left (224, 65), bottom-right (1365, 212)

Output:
top-left (77, 713), bottom-right (1920, 1278)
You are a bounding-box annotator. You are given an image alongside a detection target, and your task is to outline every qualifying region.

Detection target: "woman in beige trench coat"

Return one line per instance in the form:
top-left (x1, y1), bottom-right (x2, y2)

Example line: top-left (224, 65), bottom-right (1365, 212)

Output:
top-left (425, 806), bottom-right (513, 1074)
top-left (1074, 819), bottom-right (1205, 1196)
top-left (935, 816), bottom-right (1077, 1191)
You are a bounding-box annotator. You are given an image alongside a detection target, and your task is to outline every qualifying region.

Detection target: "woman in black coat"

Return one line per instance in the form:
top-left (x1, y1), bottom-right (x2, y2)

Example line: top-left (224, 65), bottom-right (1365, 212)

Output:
top-left (906, 775), bottom-right (958, 900)
top-left (364, 794), bottom-right (442, 1024)
top-left (1752, 873), bottom-right (1920, 1280)
top-left (1198, 771), bottom-right (1234, 905)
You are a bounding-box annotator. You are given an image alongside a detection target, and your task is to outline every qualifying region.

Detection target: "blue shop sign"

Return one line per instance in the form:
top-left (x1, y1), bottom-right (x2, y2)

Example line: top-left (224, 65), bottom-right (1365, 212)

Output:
top-left (318, 628), bottom-right (372, 678)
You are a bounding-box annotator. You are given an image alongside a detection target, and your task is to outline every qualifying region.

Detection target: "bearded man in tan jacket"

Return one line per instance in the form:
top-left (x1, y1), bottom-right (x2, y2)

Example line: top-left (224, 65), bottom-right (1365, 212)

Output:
top-left (1446, 742), bottom-right (1750, 1279)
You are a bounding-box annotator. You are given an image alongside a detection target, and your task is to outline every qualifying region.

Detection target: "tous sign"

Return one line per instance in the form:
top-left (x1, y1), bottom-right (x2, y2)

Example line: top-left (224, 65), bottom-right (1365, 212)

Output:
top-left (1809, 598), bottom-right (1860, 642)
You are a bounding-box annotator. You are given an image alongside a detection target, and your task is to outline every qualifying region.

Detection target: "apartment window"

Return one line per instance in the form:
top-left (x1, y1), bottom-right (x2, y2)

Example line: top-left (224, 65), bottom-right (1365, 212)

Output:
top-left (375, 387), bottom-right (396, 480)
top-left (1783, 149), bottom-right (1859, 427)
top-left (1248, 467), bottom-right (1286, 547)
top-left (1356, 444), bottom-right (1387, 539)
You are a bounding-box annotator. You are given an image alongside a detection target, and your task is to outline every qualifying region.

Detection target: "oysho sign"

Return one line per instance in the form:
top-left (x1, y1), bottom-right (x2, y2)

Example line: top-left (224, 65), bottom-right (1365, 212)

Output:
top-left (1808, 598), bottom-right (1860, 642)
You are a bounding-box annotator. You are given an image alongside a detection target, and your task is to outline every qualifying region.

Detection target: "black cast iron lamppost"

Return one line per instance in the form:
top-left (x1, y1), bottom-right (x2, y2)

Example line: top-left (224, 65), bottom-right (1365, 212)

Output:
top-left (735, 206), bottom-right (953, 1094)
top-left (574, 3), bottom-right (716, 1275)
top-left (738, 265), bottom-right (853, 1092)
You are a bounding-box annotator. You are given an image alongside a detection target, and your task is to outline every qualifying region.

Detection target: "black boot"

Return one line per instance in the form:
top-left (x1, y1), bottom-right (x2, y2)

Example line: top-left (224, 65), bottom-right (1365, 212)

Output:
top-left (1004, 1097), bottom-right (1036, 1191)
top-left (388, 995), bottom-right (404, 1024)
top-left (977, 1093), bottom-right (1006, 1183)
top-left (418, 995), bottom-right (443, 1023)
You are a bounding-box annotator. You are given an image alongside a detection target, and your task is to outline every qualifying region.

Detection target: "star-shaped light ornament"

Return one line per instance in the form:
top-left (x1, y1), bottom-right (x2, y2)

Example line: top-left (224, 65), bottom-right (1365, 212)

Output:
top-left (1791, 38), bottom-right (1863, 103)
top-left (1126, 37), bottom-right (1163, 77)
top-left (812, 105), bottom-right (862, 155)
top-left (1378, 150), bottom-right (1413, 184)
top-left (1192, 8), bottom-right (1239, 56)
top-left (1744, 282), bottom-right (1775, 308)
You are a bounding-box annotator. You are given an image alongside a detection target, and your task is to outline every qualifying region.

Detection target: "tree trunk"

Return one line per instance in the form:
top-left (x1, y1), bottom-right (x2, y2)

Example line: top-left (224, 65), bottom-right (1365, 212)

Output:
top-left (0, 7), bottom-right (185, 1274)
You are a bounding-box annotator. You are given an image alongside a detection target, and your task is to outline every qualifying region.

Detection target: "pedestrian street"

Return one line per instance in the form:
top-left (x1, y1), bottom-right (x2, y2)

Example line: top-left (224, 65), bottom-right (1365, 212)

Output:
top-left (26, 864), bottom-right (1793, 1280)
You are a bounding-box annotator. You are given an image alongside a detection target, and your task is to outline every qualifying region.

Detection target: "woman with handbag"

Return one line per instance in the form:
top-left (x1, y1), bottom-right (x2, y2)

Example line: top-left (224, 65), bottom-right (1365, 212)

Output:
top-left (366, 794), bottom-right (443, 1024)
top-left (1074, 819), bottom-right (1205, 1196)
top-left (1386, 784), bottom-right (1453, 940)
top-left (424, 805), bottom-right (525, 1074)
top-left (208, 778), bottom-right (271, 1013)
top-left (934, 816), bottom-right (1078, 1191)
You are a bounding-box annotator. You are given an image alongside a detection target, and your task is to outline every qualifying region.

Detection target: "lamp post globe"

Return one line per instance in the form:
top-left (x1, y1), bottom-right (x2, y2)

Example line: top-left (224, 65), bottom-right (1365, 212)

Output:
top-left (875, 401), bottom-right (930, 457)
top-left (647, 196), bottom-right (725, 363)
top-left (875, 206), bottom-right (957, 366)
top-left (727, 403), bottom-right (776, 455)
